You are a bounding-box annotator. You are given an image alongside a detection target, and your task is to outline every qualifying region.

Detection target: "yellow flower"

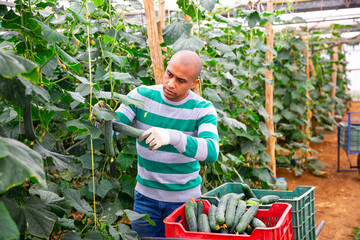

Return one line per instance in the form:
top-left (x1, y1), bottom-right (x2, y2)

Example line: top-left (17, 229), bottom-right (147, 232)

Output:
top-left (30, 141), bottom-right (34, 146)
top-left (230, 40), bottom-right (234, 44)
top-left (91, 39), bottom-right (95, 45)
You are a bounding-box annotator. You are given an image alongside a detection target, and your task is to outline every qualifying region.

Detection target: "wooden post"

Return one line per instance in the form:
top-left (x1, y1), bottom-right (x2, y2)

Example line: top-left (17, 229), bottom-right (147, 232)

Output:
top-left (330, 44), bottom-right (338, 116)
top-left (143, 0), bottom-right (164, 84)
top-left (157, 0), bottom-right (166, 52)
top-left (304, 29), bottom-right (312, 159)
top-left (265, 0), bottom-right (276, 177)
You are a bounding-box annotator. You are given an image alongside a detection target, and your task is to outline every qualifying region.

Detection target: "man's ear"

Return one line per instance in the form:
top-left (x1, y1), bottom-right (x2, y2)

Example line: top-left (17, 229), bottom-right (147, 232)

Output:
top-left (191, 79), bottom-right (200, 89)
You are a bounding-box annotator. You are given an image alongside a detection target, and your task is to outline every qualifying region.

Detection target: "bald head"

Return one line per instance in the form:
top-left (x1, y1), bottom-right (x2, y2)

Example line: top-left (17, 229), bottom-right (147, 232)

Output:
top-left (169, 50), bottom-right (202, 80)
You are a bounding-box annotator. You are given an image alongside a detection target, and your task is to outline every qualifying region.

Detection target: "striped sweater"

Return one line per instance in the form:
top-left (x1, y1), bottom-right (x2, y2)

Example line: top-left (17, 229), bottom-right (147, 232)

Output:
top-left (115, 85), bottom-right (219, 202)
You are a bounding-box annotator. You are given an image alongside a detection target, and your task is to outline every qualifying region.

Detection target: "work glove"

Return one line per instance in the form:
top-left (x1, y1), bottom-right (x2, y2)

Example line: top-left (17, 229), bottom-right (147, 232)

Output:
top-left (139, 127), bottom-right (170, 151)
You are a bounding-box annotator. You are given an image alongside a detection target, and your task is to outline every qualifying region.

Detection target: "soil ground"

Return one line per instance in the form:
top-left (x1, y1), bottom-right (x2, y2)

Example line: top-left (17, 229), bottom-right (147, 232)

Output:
top-left (277, 101), bottom-right (360, 240)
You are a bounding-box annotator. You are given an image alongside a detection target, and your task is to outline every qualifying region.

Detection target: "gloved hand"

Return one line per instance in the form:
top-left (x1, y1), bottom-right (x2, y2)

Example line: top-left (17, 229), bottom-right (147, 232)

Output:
top-left (138, 127), bottom-right (170, 151)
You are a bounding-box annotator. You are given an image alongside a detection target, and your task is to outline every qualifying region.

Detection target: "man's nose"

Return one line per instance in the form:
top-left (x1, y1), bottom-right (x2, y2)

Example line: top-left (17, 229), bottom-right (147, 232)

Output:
top-left (167, 77), bottom-right (176, 88)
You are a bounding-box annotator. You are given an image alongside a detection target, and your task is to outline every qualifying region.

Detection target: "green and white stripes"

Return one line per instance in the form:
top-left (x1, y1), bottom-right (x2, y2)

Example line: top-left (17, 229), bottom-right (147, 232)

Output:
top-left (115, 85), bottom-right (219, 202)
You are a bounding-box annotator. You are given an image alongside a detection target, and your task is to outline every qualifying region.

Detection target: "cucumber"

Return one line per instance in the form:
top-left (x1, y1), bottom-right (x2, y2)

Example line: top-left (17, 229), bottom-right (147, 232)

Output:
top-left (113, 121), bottom-right (144, 138)
top-left (242, 183), bottom-right (256, 199)
top-left (23, 101), bottom-right (36, 141)
top-left (104, 120), bottom-right (115, 157)
top-left (225, 194), bottom-right (238, 228)
top-left (229, 200), bottom-right (246, 233)
top-left (208, 204), bottom-right (218, 231)
top-left (185, 201), bottom-right (197, 232)
top-left (198, 213), bottom-right (211, 233)
top-left (247, 197), bottom-right (260, 203)
top-left (220, 228), bottom-right (228, 234)
top-left (197, 200), bottom-right (204, 217)
top-left (246, 200), bottom-right (260, 205)
top-left (245, 225), bottom-right (254, 235)
top-left (215, 193), bottom-right (233, 224)
top-left (235, 204), bottom-right (259, 233)
top-left (259, 195), bottom-right (280, 205)
top-left (251, 217), bottom-right (266, 228)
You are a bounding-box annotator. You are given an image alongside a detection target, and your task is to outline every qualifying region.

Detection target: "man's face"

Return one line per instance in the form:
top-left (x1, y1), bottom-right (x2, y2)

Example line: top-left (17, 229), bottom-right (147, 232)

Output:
top-left (162, 59), bottom-right (199, 102)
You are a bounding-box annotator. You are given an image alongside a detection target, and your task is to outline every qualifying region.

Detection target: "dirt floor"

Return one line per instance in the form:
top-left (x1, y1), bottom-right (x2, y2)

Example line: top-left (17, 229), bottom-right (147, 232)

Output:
top-left (277, 101), bottom-right (360, 240)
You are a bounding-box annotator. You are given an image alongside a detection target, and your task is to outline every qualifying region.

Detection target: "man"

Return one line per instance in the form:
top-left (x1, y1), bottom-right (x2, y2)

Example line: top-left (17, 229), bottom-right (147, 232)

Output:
top-left (115, 50), bottom-right (219, 237)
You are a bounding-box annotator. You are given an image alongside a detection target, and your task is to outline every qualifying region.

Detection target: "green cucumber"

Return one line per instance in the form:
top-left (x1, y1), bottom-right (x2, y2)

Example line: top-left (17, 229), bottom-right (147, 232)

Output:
top-left (113, 121), bottom-right (144, 138)
top-left (104, 120), bottom-right (115, 157)
top-left (23, 101), bottom-right (36, 141)
top-left (225, 194), bottom-right (238, 228)
top-left (251, 217), bottom-right (266, 228)
top-left (185, 201), bottom-right (197, 232)
top-left (197, 200), bottom-right (204, 217)
top-left (235, 204), bottom-right (259, 233)
top-left (215, 193), bottom-right (233, 224)
top-left (198, 213), bottom-right (211, 233)
top-left (229, 200), bottom-right (246, 233)
top-left (246, 200), bottom-right (260, 205)
top-left (245, 225), bottom-right (253, 235)
top-left (208, 204), bottom-right (218, 231)
top-left (259, 195), bottom-right (280, 205)
top-left (247, 197), bottom-right (260, 203)
top-left (242, 183), bottom-right (256, 199)
top-left (220, 228), bottom-right (228, 234)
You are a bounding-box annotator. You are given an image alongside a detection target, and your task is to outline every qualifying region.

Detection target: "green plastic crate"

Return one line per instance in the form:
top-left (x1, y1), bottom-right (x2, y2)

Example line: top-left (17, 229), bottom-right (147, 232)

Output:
top-left (339, 123), bottom-right (360, 152)
top-left (201, 183), bottom-right (316, 240)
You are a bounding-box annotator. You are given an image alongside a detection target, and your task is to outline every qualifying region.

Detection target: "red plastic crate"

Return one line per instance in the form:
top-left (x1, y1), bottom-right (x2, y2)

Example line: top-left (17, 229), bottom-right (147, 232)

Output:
top-left (164, 200), bottom-right (293, 240)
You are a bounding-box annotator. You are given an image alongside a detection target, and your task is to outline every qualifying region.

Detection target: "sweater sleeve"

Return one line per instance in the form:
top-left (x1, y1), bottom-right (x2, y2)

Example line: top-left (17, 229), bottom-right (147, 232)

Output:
top-left (114, 88), bottom-right (139, 125)
top-left (169, 105), bottom-right (219, 162)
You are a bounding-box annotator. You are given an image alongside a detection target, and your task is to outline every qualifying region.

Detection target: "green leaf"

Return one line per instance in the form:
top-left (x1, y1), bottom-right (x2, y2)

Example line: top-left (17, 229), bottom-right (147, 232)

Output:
top-left (282, 109), bottom-right (297, 120)
top-left (162, 20), bottom-right (192, 45)
top-left (93, 0), bottom-right (104, 7)
top-left (258, 105), bottom-right (269, 119)
top-left (66, 8), bottom-right (91, 26)
top-left (284, 63), bottom-right (298, 72)
top-left (213, 14), bottom-right (241, 27)
top-left (104, 52), bottom-right (127, 68)
top-left (176, 0), bottom-right (197, 19)
top-left (66, 119), bottom-right (102, 139)
top-left (79, 153), bottom-right (103, 170)
top-left (10, 196), bottom-right (57, 239)
top-left (117, 223), bottom-right (139, 240)
top-left (123, 209), bottom-right (155, 226)
top-left (203, 88), bottom-right (222, 102)
top-left (115, 153), bottom-right (134, 170)
top-left (0, 137), bottom-right (46, 194)
top-left (62, 231), bottom-right (81, 240)
top-left (0, 50), bottom-right (39, 79)
top-left (173, 34), bottom-right (204, 51)
top-left (120, 174), bottom-right (136, 199)
top-left (252, 167), bottom-right (273, 183)
top-left (84, 231), bottom-right (105, 240)
top-left (88, 179), bottom-right (113, 199)
top-left (36, 21), bottom-right (69, 44)
top-left (247, 11), bottom-right (261, 28)
top-left (113, 92), bottom-right (146, 110)
top-left (0, 201), bottom-right (20, 240)
top-left (223, 117), bottom-right (247, 131)
top-left (17, 76), bottom-right (50, 102)
top-left (101, 198), bottom-right (123, 224)
top-left (259, 121), bottom-right (270, 140)
top-left (0, 139), bottom-right (9, 158)
top-left (200, 0), bottom-right (217, 12)
top-left (103, 72), bottom-right (142, 85)
top-left (63, 189), bottom-right (93, 217)
top-left (274, 72), bottom-right (290, 85)
top-left (92, 107), bottom-right (118, 121)
top-left (58, 48), bottom-right (81, 73)
top-left (34, 143), bottom-right (76, 172)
